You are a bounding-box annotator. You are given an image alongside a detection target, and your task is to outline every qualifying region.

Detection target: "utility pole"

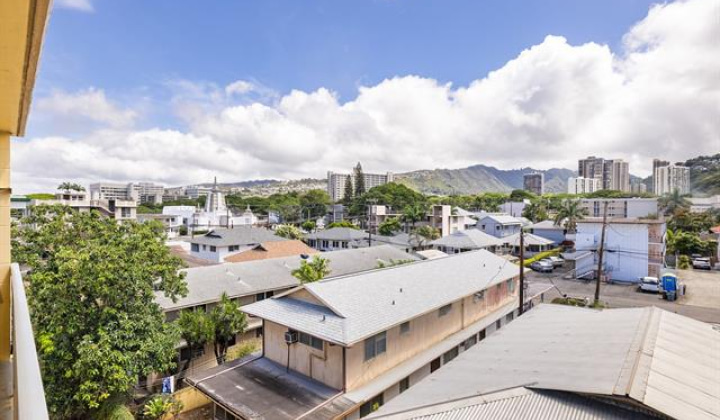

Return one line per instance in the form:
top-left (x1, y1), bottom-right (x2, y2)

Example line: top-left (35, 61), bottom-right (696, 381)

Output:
top-left (367, 198), bottom-right (377, 247)
top-left (594, 201), bottom-right (609, 305)
top-left (518, 228), bottom-right (525, 315)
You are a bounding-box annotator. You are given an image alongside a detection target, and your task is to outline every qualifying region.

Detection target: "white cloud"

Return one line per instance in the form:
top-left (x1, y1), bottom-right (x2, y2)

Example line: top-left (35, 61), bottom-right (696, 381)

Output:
top-left (14, 0), bottom-right (720, 193)
top-left (55, 0), bottom-right (94, 12)
top-left (34, 88), bottom-right (137, 131)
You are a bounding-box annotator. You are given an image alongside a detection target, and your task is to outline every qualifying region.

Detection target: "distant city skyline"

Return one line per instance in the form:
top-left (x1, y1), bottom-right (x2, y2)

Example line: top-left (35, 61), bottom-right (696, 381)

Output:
top-left (12, 0), bottom-right (719, 193)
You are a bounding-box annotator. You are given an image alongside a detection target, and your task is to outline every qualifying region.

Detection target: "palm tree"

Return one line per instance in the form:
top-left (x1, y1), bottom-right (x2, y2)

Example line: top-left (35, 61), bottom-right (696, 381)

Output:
top-left (659, 189), bottom-right (691, 216)
top-left (402, 203), bottom-right (427, 231)
top-left (553, 199), bottom-right (587, 234)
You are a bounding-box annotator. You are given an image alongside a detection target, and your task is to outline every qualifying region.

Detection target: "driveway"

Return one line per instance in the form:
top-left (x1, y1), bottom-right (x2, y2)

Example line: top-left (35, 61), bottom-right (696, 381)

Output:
top-left (526, 266), bottom-right (720, 324)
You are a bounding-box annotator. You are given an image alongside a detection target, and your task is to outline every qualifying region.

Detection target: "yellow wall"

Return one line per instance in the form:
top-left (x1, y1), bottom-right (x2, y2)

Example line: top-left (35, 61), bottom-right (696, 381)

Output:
top-left (163, 386), bottom-right (211, 419)
top-left (0, 134), bottom-right (9, 359)
top-left (263, 320), bottom-right (344, 390)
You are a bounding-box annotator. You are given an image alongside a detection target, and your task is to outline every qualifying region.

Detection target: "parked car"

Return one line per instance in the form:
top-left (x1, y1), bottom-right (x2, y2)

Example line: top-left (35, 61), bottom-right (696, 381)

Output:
top-left (638, 276), bottom-right (661, 293)
top-left (692, 257), bottom-right (712, 270)
top-left (545, 256), bottom-right (565, 267)
top-left (530, 260), bottom-right (553, 273)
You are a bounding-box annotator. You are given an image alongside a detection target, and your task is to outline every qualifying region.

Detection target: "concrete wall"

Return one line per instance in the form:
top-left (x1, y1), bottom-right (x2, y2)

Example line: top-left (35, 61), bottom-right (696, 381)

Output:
top-left (577, 222), bottom-right (653, 282)
top-left (263, 320), bottom-right (344, 390)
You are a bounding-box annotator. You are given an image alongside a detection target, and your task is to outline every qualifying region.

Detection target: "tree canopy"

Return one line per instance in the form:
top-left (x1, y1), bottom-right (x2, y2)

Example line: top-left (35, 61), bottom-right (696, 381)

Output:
top-left (378, 217), bottom-right (402, 236)
top-left (12, 205), bottom-right (187, 418)
top-left (291, 256), bottom-right (331, 283)
top-left (275, 224), bottom-right (304, 240)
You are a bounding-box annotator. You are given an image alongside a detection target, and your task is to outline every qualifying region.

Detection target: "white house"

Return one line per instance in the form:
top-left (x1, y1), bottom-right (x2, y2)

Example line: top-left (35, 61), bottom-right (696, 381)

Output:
top-left (188, 227), bottom-right (288, 262)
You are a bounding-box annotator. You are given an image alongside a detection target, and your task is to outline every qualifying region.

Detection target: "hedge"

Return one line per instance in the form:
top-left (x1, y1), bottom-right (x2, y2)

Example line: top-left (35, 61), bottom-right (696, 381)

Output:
top-left (522, 247), bottom-right (562, 267)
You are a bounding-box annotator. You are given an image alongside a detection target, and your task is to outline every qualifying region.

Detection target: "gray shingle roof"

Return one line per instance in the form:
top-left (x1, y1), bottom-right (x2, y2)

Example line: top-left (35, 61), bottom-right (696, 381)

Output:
top-left (429, 230), bottom-right (504, 249)
top-left (529, 220), bottom-right (564, 230)
top-left (243, 250), bottom-right (519, 345)
top-left (305, 227), bottom-right (368, 241)
top-left (156, 245), bottom-right (419, 311)
top-left (189, 227), bottom-right (286, 246)
top-left (372, 304), bottom-right (720, 420)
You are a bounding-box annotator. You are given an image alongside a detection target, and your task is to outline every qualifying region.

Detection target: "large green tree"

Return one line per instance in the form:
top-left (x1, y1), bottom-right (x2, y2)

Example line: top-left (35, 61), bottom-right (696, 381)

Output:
top-left (177, 310), bottom-right (213, 368)
top-left (12, 205), bottom-right (187, 418)
top-left (354, 162), bottom-right (366, 197)
top-left (401, 203), bottom-right (428, 231)
top-left (292, 256), bottom-right (331, 283)
top-left (210, 293), bottom-right (248, 364)
top-left (275, 224), bottom-right (304, 240)
top-left (659, 189), bottom-right (691, 216)
top-left (300, 189), bottom-right (331, 218)
top-left (378, 217), bottom-right (402, 236)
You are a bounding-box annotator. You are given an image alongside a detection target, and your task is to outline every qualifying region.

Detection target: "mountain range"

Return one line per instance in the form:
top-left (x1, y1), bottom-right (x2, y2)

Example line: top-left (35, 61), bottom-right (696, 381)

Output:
top-left (394, 165), bottom-right (576, 195)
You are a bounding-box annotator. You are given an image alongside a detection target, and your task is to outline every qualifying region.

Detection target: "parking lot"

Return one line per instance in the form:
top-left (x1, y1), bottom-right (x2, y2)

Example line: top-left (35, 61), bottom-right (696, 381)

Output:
top-left (527, 266), bottom-right (720, 324)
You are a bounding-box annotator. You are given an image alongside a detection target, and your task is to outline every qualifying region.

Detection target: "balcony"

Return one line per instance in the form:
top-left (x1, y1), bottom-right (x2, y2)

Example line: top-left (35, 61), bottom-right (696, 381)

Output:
top-left (0, 264), bottom-right (49, 420)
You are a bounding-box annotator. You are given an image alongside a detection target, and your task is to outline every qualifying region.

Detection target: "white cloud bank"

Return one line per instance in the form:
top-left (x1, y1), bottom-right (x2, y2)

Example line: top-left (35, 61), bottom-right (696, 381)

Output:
top-left (15, 0), bottom-right (720, 192)
top-left (55, 0), bottom-right (94, 13)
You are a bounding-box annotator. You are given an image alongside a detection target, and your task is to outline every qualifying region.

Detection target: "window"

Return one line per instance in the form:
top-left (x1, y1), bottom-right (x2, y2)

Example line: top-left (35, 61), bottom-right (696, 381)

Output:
top-left (496, 319), bottom-right (502, 330)
top-left (399, 377), bottom-right (410, 394)
top-left (464, 335), bottom-right (477, 350)
top-left (507, 279), bottom-right (515, 293)
top-left (255, 291), bottom-right (273, 301)
top-left (210, 245), bottom-right (217, 252)
top-left (364, 332), bottom-right (387, 361)
top-left (202, 244), bottom-right (207, 251)
top-left (321, 240), bottom-right (329, 248)
top-left (506, 312), bottom-right (514, 323)
top-left (359, 394), bottom-right (384, 418)
top-left (191, 243), bottom-right (199, 252)
top-left (229, 245), bottom-right (239, 252)
top-left (400, 321), bottom-right (410, 335)
top-left (481, 224), bottom-right (486, 230)
top-left (332, 241), bottom-right (340, 248)
top-left (430, 357), bottom-right (441, 373)
top-left (438, 304), bottom-right (452, 317)
top-left (298, 332), bottom-right (324, 350)
top-left (478, 329), bottom-right (486, 341)
top-left (443, 347), bottom-right (459, 364)
top-left (214, 404), bottom-right (240, 420)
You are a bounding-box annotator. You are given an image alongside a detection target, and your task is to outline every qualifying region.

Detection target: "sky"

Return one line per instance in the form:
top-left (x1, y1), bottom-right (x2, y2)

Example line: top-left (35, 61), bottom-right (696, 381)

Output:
top-left (14, 0), bottom-right (720, 192)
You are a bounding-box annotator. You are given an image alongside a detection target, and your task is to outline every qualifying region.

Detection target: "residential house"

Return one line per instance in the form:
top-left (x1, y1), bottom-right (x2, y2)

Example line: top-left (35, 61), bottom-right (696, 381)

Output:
top-left (137, 213), bottom-right (183, 238)
top-left (370, 304), bottom-right (719, 420)
top-left (502, 232), bottom-right (555, 256)
top-left (188, 227), bottom-right (287, 263)
top-left (429, 230), bottom-right (504, 254)
top-left (428, 205), bottom-right (469, 236)
top-left (155, 246), bottom-right (419, 382)
top-left (224, 240), bottom-right (317, 263)
top-left (475, 214), bottom-right (522, 238)
top-left (187, 250), bottom-right (549, 420)
top-left (305, 227), bottom-right (369, 251)
top-left (575, 217), bottom-right (666, 281)
top-left (580, 198), bottom-right (659, 219)
top-left (527, 220), bottom-right (566, 245)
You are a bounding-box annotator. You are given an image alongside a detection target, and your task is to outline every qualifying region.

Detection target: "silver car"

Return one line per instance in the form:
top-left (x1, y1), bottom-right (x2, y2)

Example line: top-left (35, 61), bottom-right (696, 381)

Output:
top-left (692, 257), bottom-right (712, 270)
top-left (530, 260), bottom-right (553, 273)
top-left (638, 276), bottom-right (661, 293)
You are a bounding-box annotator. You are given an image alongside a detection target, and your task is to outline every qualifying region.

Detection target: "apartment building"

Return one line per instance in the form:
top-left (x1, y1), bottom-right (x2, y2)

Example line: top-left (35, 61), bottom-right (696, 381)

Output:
top-left (154, 246), bottom-right (415, 391)
top-left (653, 161), bottom-right (690, 195)
top-left (580, 198), bottom-right (659, 219)
top-left (187, 250), bottom-right (538, 420)
top-left (89, 181), bottom-right (165, 204)
top-left (327, 165), bottom-right (394, 202)
top-left (31, 191), bottom-right (137, 221)
top-left (575, 217), bottom-right (666, 280)
top-left (567, 177), bottom-right (601, 195)
top-left (428, 205), bottom-right (469, 236)
top-left (577, 156), bottom-right (630, 192)
top-left (523, 173), bottom-right (544, 195)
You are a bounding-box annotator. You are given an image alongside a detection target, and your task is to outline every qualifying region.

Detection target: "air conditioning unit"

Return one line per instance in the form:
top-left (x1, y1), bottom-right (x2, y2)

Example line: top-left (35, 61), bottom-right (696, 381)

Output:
top-left (284, 331), bottom-right (298, 344)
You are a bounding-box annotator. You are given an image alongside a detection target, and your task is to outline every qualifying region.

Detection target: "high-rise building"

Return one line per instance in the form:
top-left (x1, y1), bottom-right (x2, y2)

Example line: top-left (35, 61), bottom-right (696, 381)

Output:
top-left (523, 173), bottom-right (544, 195)
top-left (605, 159), bottom-right (630, 192)
top-left (90, 182), bottom-right (165, 204)
top-left (631, 179), bottom-right (648, 194)
top-left (327, 163), bottom-right (394, 202)
top-left (577, 156), bottom-right (630, 192)
top-left (653, 161), bottom-right (690, 196)
top-left (567, 177), bottom-right (601, 195)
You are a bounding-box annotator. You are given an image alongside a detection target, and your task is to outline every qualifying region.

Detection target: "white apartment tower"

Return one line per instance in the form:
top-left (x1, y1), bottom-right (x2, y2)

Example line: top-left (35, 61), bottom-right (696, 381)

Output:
top-left (567, 177), bottom-right (601, 194)
top-left (654, 161), bottom-right (690, 195)
top-left (327, 163), bottom-right (394, 202)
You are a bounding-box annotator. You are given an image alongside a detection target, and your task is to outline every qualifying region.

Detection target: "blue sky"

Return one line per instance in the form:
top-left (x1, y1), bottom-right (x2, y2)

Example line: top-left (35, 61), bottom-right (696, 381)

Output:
top-left (36, 0), bottom-right (657, 128)
top-left (16, 0), bottom-right (719, 191)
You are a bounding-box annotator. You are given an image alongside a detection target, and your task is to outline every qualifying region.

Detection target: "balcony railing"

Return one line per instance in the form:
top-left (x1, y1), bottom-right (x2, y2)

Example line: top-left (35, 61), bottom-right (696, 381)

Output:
top-left (9, 263), bottom-right (49, 419)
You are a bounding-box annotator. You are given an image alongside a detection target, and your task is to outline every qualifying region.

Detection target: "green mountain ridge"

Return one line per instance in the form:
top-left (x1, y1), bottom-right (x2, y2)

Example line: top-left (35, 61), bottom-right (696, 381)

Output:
top-left (395, 164), bottom-right (576, 195)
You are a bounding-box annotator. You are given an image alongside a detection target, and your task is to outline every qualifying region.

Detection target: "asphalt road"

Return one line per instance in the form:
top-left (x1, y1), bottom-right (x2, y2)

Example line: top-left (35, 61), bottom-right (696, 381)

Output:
top-left (526, 267), bottom-right (720, 324)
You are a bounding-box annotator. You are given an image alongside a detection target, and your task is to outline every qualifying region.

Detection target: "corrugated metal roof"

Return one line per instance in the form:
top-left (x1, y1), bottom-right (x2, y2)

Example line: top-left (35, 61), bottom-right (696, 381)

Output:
top-left (244, 250), bottom-right (520, 345)
top-left (156, 245), bottom-right (418, 311)
top-left (371, 304), bottom-right (720, 420)
top-left (374, 387), bottom-right (654, 420)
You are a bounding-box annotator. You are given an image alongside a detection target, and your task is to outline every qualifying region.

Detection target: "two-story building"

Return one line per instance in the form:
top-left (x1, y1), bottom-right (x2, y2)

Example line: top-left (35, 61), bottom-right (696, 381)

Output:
top-left (155, 246), bottom-right (419, 388)
top-left (188, 227), bottom-right (287, 262)
top-left (137, 213), bottom-right (184, 238)
top-left (527, 220), bottom-right (567, 245)
top-left (305, 227), bottom-right (370, 251)
top-left (475, 214), bottom-right (522, 238)
top-left (575, 217), bottom-right (666, 281)
top-left (186, 250), bottom-right (538, 420)
top-left (429, 229), bottom-right (504, 254)
top-left (580, 198), bottom-right (659, 219)
top-left (31, 191), bottom-right (137, 221)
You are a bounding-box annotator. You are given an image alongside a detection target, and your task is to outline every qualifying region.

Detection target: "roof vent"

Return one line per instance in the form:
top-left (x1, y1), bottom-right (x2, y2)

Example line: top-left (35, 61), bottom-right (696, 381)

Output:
top-left (392, 300), bottom-right (395, 305)
top-left (399, 288), bottom-right (403, 293)
top-left (321, 315), bottom-right (326, 322)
